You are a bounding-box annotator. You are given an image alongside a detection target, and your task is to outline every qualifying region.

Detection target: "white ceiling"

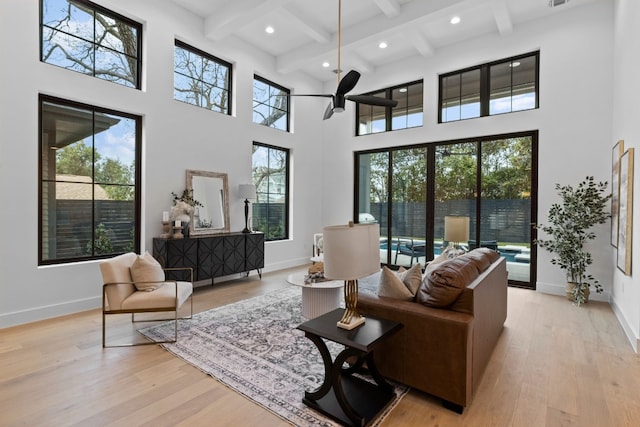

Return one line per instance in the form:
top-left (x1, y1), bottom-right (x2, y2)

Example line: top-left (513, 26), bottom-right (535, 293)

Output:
top-left (170, 0), bottom-right (599, 83)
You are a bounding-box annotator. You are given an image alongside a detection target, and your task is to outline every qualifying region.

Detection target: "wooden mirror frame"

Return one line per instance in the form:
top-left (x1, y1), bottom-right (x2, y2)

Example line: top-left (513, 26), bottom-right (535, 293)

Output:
top-left (186, 170), bottom-right (230, 236)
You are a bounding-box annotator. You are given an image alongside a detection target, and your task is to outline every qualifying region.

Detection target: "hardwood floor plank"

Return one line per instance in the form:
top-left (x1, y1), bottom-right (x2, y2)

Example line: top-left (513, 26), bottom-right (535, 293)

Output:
top-left (1, 265), bottom-right (639, 427)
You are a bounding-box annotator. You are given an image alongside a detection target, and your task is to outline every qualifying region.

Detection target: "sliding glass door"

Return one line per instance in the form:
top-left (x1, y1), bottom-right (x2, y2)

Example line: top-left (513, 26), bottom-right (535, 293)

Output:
top-left (355, 131), bottom-right (537, 288)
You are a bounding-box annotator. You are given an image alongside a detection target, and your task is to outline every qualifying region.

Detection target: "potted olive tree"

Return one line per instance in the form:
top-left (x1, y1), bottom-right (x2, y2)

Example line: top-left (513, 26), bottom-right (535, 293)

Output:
top-left (537, 176), bottom-right (611, 306)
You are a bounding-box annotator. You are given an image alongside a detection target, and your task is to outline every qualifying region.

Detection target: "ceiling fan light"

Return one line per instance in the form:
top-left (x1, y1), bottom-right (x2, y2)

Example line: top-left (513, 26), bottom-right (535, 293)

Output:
top-left (333, 107), bottom-right (345, 113)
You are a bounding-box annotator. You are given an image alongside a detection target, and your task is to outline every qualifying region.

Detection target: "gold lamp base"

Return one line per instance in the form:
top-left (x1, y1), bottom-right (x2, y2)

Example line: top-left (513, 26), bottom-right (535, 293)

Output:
top-left (337, 279), bottom-right (366, 330)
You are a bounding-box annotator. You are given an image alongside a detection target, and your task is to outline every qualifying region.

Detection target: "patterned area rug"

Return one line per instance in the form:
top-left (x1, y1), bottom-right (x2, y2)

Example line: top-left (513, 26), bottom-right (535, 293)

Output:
top-left (139, 286), bottom-right (407, 427)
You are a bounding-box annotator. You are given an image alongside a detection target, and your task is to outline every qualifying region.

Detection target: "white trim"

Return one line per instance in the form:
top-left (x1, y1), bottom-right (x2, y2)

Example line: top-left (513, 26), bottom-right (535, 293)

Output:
top-left (0, 296), bottom-right (101, 329)
top-left (610, 298), bottom-right (640, 353)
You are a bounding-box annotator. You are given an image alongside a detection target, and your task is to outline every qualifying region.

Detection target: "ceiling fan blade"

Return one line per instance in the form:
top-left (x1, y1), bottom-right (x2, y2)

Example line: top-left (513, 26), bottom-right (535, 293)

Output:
top-left (323, 101), bottom-right (334, 120)
top-left (346, 94), bottom-right (398, 107)
top-left (336, 70), bottom-right (361, 96)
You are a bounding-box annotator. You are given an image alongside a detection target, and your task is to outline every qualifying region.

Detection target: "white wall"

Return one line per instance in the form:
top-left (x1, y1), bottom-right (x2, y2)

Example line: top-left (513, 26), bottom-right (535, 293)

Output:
top-left (321, 3), bottom-right (616, 297)
top-left (0, 0), bottom-right (325, 327)
top-left (611, 0), bottom-right (640, 352)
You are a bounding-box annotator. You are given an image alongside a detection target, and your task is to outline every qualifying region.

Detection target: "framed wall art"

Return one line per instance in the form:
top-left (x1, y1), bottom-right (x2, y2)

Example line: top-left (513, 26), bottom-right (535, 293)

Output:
top-left (616, 147), bottom-right (634, 275)
top-left (611, 140), bottom-right (624, 247)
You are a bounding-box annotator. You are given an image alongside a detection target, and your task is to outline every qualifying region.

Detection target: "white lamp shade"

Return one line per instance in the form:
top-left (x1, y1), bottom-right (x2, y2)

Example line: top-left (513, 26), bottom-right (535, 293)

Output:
top-left (444, 216), bottom-right (469, 243)
top-left (322, 223), bottom-right (380, 280)
top-left (238, 184), bottom-right (256, 199)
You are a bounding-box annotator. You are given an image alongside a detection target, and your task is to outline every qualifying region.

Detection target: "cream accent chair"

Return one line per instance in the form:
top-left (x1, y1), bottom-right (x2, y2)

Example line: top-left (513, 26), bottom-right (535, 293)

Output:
top-left (100, 252), bottom-right (193, 348)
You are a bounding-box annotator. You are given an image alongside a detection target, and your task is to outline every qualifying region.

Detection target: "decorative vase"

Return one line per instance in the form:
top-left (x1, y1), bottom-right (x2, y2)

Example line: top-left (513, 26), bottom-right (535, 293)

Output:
top-left (566, 282), bottom-right (590, 303)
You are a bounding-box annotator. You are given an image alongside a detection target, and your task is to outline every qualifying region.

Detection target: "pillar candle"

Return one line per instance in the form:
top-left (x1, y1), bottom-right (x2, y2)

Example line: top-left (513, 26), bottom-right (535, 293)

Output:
top-left (162, 211), bottom-right (169, 222)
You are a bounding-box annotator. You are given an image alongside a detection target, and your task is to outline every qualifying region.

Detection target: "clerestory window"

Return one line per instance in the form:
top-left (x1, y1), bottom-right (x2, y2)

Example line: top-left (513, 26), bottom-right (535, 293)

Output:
top-left (40, 0), bottom-right (142, 89)
top-left (357, 80), bottom-right (423, 136)
top-left (174, 40), bottom-right (232, 114)
top-left (253, 76), bottom-right (290, 131)
top-left (439, 52), bottom-right (539, 123)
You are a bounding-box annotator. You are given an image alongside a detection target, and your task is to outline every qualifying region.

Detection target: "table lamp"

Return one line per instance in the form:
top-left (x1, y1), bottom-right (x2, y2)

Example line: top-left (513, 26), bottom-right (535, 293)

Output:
top-left (238, 184), bottom-right (256, 233)
top-left (444, 215), bottom-right (469, 256)
top-left (322, 222), bottom-right (380, 330)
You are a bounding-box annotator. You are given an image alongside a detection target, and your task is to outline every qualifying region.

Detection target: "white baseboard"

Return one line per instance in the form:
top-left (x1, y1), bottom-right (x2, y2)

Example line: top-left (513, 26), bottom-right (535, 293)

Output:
top-left (0, 296), bottom-right (101, 329)
top-left (536, 281), bottom-right (611, 302)
top-left (610, 299), bottom-right (640, 353)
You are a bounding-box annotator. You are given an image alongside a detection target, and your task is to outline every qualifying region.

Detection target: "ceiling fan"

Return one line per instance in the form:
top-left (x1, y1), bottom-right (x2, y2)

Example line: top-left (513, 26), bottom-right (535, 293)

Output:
top-left (286, 0), bottom-right (398, 120)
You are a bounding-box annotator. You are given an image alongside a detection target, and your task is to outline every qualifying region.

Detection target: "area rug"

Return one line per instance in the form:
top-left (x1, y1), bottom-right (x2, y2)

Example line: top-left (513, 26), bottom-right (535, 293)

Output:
top-left (139, 286), bottom-right (408, 427)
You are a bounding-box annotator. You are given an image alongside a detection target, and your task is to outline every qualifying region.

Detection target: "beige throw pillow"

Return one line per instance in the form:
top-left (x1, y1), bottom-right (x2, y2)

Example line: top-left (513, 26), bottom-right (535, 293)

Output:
top-left (378, 266), bottom-right (414, 300)
top-left (377, 263), bottom-right (422, 300)
top-left (397, 263), bottom-right (422, 295)
top-left (130, 252), bottom-right (165, 292)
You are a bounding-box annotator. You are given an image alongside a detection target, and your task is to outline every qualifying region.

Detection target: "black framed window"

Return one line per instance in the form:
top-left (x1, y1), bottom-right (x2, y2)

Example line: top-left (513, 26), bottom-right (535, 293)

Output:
top-left (39, 95), bottom-right (141, 265)
top-left (439, 52), bottom-right (539, 123)
top-left (357, 80), bottom-right (423, 136)
top-left (253, 76), bottom-right (290, 131)
top-left (40, 0), bottom-right (142, 89)
top-left (174, 40), bottom-right (232, 114)
top-left (355, 131), bottom-right (537, 289)
top-left (252, 142), bottom-right (290, 241)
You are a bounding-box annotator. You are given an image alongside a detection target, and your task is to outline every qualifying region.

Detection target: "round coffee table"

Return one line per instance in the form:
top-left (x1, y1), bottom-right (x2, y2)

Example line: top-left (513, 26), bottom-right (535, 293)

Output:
top-left (287, 274), bottom-right (344, 319)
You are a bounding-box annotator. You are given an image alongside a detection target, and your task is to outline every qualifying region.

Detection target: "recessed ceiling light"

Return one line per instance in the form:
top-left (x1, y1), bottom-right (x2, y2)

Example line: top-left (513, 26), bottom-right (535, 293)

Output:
top-left (379, 42), bottom-right (388, 49)
top-left (399, 87), bottom-right (408, 93)
top-left (450, 16), bottom-right (461, 25)
top-left (322, 62), bottom-right (330, 68)
top-left (510, 61), bottom-right (521, 67)
top-left (265, 26), bottom-right (274, 34)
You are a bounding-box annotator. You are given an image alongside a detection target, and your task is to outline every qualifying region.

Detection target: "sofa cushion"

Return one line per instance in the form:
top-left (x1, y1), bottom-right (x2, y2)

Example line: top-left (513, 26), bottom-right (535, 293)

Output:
top-left (417, 256), bottom-right (480, 307)
top-left (130, 252), bottom-right (165, 292)
top-left (378, 266), bottom-right (414, 300)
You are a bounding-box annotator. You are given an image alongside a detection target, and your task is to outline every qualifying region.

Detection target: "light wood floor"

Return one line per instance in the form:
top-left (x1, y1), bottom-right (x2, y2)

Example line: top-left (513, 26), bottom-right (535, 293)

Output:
top-left (1, 265), bottom-right (639, 427)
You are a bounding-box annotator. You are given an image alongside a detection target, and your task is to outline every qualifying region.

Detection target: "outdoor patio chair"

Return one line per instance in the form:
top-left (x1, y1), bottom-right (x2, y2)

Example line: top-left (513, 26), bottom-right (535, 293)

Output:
top-left (394, 237), bottom-right (426, 266)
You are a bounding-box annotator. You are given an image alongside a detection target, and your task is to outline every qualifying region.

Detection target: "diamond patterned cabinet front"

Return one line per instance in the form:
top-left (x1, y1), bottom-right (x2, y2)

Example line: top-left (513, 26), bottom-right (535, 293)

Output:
top-left (153, 232), bottom-right (264, 284)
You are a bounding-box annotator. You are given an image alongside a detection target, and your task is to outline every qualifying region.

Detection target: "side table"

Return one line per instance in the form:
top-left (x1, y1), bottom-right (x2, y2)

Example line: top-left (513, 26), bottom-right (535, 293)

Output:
top-left (287, 274), bottom-right (343, 318)
top-left (297, 309), bottom-right (403, 426)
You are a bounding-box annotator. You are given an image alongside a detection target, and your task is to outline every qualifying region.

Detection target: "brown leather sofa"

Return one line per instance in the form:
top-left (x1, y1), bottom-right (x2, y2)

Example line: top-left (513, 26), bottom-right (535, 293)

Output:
top-left (357, 254), bottom-right (508, 413)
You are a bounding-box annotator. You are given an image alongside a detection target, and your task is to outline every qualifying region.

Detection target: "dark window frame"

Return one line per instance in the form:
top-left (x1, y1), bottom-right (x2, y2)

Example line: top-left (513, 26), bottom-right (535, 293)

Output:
top-left (251, 142), bottom-right (290, 241)
top-left (253, 75), bottom-right (290, 132)
top-left (38, 94), bottom-right (142, 265)
top-left (40, 0), bottom-right (143, 89)
top-left (438, 51), bottom-right (539, 123)
top-left (174, 39), bottom-right (233, 115)
top-left (353, 130), bottom-right (538, 289)
top-left (356, 79), bottom-right (424, 136)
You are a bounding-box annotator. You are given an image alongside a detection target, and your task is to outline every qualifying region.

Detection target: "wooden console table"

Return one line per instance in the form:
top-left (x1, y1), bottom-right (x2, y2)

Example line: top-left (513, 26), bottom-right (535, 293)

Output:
top-left (153, 232), bottom-right (264, 284)
top-left (297, 309), bottom-right (403, 426)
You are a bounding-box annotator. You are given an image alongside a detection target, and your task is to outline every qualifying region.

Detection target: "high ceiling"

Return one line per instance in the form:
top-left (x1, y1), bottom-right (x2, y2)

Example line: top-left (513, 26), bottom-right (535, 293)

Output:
top-left (170, 0), bottom-right (598, 83)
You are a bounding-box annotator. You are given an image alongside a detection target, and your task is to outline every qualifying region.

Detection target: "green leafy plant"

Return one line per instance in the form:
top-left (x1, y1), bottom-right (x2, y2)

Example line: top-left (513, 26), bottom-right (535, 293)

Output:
top-left (536, 176), bottom-right (611, 306)
top-left (171, 189), bottom-right (203, 208)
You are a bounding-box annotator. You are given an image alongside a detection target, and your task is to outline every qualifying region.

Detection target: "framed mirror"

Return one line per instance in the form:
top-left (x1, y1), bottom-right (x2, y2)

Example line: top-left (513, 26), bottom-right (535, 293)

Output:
top-left (186, 170), bottom-right (230, 235)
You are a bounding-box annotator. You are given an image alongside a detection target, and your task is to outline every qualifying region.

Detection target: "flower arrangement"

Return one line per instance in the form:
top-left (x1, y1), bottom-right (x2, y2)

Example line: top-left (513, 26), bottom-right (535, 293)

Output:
top-left (170, 189), bottom-right (203, 225)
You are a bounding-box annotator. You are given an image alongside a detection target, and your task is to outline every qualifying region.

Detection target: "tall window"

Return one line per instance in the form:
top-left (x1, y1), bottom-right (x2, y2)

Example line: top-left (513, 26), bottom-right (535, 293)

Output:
top-left (439, 52), bottom-right (539, 123)
top-left (174, 40), bottom-right (232, 114)
top-left (357, 80), bottom-right (423, 135)
top-left (40, 0), bottom-right (142, 89)
top-left (356, 132), bottom-right (537, 288)
top-left (39, 95), bottom-right (141, 265)
top-left (252, 142), bottom-right (289, 241)
top-left (253, 76), bottom-right (290, 131)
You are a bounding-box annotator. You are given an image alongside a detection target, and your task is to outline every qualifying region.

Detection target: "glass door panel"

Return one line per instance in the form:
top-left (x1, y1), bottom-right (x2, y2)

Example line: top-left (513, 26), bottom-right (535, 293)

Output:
top-left (357, 152), bottom-right (390, 264)
top-left (481, 137), bottom-right (533, 285)
top-left (434, 143), bottom-right (477, 255)
top-left (390, 148), bottom-right (428, 268)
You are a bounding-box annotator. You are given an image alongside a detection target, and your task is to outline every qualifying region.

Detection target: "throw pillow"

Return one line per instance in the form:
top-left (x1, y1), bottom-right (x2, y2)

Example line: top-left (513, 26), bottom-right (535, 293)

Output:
top-left (378, 266), bottom-right (414, 300)
top-left (130, 252), bottom-right (165, 292)
top-left (396, 263), bottom-right (422, 296)
top-left (416, 256), bottom-right (480, 308)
